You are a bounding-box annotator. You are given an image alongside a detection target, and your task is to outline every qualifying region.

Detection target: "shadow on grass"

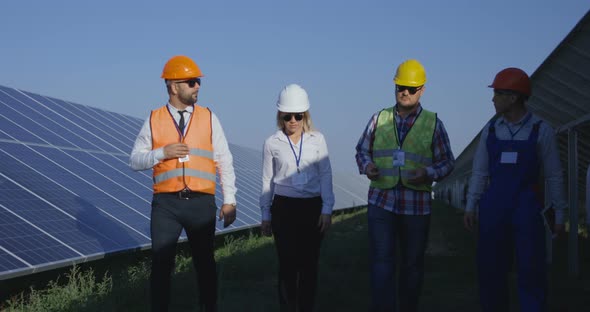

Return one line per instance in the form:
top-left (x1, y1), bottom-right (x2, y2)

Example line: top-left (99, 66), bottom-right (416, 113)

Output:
top-left (3, 203), bottom-right (589, 311)
top-left (169, 207), bottom-right (371, 312)
top-left (422, 201), bottom-right (590, 312)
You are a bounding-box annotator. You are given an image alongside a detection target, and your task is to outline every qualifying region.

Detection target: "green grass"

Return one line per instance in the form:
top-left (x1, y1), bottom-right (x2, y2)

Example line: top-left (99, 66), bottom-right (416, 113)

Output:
top-left (2, 203), bottom-right (589, 311)
top-left (1, 267), bottom-right (112, 312)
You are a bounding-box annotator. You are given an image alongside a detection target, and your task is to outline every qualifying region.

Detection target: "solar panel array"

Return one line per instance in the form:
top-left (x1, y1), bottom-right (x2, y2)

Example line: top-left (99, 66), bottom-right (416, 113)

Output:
top-left (0, 85), bottom-right (368, 280)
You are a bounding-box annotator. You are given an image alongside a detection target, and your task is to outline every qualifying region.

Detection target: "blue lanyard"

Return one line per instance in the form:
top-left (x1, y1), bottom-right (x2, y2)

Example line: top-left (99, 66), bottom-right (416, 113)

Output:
top-left (286, 131), bottom-right (303, 173)
top-left (507, 113), bottom-right (532, 139)
top-left (166, 105), bottom-right (193, 139)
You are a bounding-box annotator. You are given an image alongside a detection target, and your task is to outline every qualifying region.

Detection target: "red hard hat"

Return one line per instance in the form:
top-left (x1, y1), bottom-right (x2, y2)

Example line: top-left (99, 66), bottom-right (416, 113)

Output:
top-left (488, 67), bottom-right (531, 96)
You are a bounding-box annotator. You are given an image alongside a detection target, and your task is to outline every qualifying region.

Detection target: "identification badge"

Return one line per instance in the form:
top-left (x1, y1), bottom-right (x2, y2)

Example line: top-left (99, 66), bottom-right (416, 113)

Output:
top-left (292, 172), bottom-right (308, 186)
top-left (178, 155), bottom-right (190, 163)
top-left (393, 150), bottom-right (405, 167)
top-left (500, 152), bottom-right (518, 164)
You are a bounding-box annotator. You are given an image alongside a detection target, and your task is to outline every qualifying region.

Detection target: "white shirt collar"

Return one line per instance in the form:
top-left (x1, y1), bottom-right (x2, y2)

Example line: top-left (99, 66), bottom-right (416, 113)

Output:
top-left (166, 103), bottom-right (194, 114)
top-left (272, 130), bottom-right (316, 143)
top-left (498, 111), bottom-right (531, 126)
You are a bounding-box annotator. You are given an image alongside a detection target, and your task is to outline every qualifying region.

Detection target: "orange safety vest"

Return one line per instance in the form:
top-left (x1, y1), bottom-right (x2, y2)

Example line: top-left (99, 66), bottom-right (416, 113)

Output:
top-left (150, 105), bottom-right (216, 194)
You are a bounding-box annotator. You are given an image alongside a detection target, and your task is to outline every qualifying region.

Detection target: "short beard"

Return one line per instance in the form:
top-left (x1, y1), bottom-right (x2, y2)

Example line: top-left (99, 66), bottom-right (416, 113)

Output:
top-left (179, 93), bottom-right (197, 106)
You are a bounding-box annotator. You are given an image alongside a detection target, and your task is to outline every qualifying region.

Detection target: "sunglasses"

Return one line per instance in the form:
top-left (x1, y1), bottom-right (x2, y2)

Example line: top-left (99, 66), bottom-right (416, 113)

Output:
top-left (493, 89), bottom-right (515, 96)
top-left (282, 113), bottom-right (304, 122)
top-left (176, 78), bottom-right (201, 88)
top-left (396, 85), bottom-right (422, 95)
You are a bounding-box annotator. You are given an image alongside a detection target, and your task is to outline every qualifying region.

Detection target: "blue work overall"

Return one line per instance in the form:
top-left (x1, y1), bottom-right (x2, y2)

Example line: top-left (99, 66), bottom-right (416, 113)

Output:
top-left (477, 120), bottom-right (546, 312)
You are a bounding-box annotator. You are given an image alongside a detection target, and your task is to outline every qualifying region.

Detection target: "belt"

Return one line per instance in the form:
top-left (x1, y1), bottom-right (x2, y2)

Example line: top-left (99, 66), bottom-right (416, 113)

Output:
top-left (161, 188), bottom-right (205, 200)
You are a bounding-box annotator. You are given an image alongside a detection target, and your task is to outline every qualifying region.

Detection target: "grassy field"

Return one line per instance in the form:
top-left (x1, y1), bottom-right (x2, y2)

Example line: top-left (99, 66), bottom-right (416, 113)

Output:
top-left (2, 202), bottom-right (589, 311)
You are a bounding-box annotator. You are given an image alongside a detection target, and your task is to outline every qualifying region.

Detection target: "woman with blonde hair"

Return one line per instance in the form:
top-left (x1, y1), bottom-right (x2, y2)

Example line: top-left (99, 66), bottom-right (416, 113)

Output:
top-left (260, 84), bottom-right (335, 312)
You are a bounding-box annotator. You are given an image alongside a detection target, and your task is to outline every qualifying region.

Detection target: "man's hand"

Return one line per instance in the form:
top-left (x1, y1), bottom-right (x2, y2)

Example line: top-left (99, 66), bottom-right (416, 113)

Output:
top-left (261, 220), bottom-right (272, 237)
top-left (163, 143), bottom-right (190, 159)
top-left (463, 211), bottom-right (476, 232)
top-left (365, 163), bottom-right (380, 181)
top-left (407, 168), bottom-right (431, 185)
top-left (219, 204), bottom-right (236, 228)
top-left (317, 214), bottom-right (332, 233)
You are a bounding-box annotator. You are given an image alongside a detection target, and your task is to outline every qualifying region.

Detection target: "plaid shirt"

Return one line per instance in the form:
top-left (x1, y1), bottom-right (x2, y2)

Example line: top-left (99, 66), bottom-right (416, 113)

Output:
top-left (355, 104), bottom-right (455, 215)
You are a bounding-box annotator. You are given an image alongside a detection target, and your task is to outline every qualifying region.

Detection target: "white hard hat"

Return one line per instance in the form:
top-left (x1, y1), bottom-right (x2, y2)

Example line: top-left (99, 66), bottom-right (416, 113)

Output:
top-left (276, 84), bottom-right (310, 113)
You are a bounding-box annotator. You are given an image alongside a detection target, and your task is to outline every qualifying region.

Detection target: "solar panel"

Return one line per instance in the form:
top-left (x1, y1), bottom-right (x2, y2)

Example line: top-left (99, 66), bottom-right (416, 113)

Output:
top-left (0, 85), bottom-right (368, 280)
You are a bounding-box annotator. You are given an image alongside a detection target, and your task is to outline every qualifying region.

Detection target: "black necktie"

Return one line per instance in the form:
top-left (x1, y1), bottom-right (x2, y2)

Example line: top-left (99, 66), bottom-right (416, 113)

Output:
top-left (178, 110), bottom-right (186, 133)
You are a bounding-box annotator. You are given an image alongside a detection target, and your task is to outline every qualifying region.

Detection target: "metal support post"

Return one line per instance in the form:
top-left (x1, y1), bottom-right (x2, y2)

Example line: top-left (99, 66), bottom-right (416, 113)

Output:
top-left (567, 128), bottom-right (579, 276)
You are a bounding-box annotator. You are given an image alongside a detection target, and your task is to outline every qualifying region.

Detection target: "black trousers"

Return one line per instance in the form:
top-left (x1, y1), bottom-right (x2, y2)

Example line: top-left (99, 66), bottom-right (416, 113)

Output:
top-left (150, 193), bottom-right (218, 312)
top-left (271, 195), bottom-right (324, 312)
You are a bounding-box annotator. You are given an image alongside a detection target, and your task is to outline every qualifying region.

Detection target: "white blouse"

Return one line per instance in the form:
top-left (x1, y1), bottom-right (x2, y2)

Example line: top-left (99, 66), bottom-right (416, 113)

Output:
top-left (259, 130), bottom-right (335, 221)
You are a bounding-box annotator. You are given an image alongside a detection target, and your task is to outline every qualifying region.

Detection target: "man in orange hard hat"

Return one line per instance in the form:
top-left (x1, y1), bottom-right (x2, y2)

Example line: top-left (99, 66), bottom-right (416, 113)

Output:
top-left (130, 55), bottom-right (237, 312)
top-left (355, 59), bottom-right (455, 312)
top-left (464, 67), bottom-right (566, 312)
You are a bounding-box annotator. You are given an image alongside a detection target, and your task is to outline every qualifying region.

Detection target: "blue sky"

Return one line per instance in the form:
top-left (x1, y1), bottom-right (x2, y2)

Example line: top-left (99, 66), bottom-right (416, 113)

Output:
top-left (1, 1), bottom-right (588, 172)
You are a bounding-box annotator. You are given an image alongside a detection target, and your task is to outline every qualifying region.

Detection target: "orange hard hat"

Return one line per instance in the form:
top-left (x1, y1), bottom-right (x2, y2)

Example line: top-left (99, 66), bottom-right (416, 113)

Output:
top-left (488, 67), bottom-right (531, 96)
top-left (161, 55), bottom-right (203, 80)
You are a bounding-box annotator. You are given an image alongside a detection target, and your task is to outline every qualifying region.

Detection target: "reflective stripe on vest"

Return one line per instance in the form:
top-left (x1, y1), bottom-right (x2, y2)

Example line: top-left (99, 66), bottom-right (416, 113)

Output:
top-left (370, 107), bottom-right (436, 191)
top-left (150, 105), bottom-right (216, 194)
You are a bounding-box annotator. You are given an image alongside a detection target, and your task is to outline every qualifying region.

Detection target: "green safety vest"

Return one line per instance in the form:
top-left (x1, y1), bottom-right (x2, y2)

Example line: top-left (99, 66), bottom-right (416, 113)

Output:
top-left (370, 107), bottom-right (436, 191)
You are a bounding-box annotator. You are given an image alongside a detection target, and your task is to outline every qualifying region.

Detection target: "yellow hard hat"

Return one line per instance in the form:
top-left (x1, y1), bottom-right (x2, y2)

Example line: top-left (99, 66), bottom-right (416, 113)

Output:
top-left (393, 59), bottom-right (427, 87)
top-left (161, 55), bottom-right (203, 80)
